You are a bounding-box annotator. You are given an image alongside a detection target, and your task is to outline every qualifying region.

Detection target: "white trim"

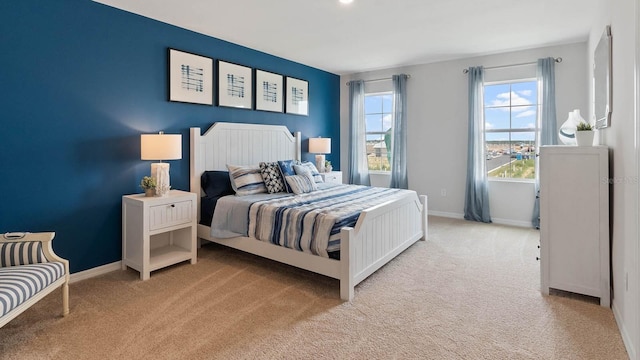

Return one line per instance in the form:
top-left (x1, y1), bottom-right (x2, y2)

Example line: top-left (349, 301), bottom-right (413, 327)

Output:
top-left (69, 261), bottom-right (121, 284)
top-left (613, 302), bottom-right (637, 359)
top-left (491, 217), bottom-right (532, 228)
top-left (427, 210), bottom-right (464, 219)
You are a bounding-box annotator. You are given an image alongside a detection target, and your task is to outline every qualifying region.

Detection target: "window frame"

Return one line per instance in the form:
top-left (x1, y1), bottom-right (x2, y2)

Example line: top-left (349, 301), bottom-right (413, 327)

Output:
top-left (364, 91), bottom-right (394, 174)
top-left (483, 78), bottom-right (538, 182)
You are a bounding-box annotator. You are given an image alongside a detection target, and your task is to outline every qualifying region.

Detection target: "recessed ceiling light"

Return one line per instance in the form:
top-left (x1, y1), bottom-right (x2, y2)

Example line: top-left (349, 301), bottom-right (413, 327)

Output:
top-left (339, 0), bottom-right (354, 4)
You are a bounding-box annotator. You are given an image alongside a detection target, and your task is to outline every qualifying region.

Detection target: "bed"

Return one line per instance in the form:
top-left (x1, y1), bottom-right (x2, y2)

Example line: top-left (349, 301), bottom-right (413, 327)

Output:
top-left (190, 122), bottom-right (427, 301)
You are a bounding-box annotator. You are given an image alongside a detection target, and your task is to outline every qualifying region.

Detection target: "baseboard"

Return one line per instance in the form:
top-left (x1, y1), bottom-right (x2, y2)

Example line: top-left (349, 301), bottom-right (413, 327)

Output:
top-left (612, 302), bottom-right (636, 360)
top-left (491, 217), bottom-right (534, 228)
top-left (69, 261), bottom-right (122, 284)
top-left (427, 210), bottom-right (463, 219)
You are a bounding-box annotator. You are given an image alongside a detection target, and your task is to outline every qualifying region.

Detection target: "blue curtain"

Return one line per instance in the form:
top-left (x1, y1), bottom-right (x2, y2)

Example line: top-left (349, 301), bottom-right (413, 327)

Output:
top-left (464, 66), bottom-right (491, 223)
top-left (390, 74), bottom-right (408, 189)
top-left (348, 80), bottom-right (370, 185)
top-left (532, 57), bottom-right (558, 228)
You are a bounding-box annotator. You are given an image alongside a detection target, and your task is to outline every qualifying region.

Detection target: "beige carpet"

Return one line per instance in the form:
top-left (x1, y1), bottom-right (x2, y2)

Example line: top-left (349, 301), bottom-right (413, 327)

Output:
top-left (0, 217), bottom-right (628, 359)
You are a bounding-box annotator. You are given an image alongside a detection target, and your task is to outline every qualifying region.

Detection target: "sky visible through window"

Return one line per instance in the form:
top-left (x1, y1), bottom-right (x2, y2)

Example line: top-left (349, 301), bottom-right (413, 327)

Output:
top-left (484, 81), bottom-right (537, 141)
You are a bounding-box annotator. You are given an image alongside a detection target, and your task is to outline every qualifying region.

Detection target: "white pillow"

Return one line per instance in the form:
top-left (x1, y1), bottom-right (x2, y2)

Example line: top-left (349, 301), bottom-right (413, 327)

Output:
top-left (293, 162), bottom-right (323, 183)
top-left (226, 164), bottom-right (267, 196)
top-left (285, 173), bottom-right (318, 195)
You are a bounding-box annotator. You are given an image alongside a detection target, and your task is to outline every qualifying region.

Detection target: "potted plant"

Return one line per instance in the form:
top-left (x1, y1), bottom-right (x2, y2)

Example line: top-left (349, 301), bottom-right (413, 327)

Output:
top-left (140, 176), bottom-right (156, 197)
top-left (575, 122), bottom-right (594, 146)
top-left (324, 160), bottom-right (333, 173)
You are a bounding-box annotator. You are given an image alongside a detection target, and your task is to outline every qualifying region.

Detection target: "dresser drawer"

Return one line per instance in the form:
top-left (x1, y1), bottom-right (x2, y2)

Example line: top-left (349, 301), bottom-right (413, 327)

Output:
top-left (149, 200), bottom-right (193, 231)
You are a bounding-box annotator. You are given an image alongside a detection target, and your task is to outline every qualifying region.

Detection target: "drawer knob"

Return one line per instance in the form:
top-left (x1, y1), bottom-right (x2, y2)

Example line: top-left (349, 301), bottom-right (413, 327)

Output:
top-left (170, 204), bottom-right (175, 208)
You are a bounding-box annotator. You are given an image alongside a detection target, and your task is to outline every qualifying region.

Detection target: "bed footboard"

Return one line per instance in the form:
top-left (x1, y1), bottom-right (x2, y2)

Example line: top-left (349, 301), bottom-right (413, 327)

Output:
top-left (340, 193), bottom-right (427, 301)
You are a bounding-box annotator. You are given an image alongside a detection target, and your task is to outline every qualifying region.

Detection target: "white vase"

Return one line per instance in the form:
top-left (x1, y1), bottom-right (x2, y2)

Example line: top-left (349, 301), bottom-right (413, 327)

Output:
top-left (575, 131), bottom-right (594, 146)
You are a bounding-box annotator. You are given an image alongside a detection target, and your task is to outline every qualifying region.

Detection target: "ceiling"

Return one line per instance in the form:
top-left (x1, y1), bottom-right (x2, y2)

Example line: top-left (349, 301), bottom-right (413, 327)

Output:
top-left (94, 0), bottom-right (600, 75)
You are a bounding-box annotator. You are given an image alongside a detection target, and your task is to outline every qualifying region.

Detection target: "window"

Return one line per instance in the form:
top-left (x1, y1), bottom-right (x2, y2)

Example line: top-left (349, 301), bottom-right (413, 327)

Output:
top-left (484, 80), bottom-right (538, 179)
top-left (364, 92), bottom-right (393, 171)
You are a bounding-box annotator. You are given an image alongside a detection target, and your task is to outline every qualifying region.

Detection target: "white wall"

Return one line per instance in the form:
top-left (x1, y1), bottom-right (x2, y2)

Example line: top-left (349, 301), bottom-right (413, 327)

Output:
top-left (340, 42), bottom-right (588, 226)
top-left (588, 0), bottom-right (639, 358)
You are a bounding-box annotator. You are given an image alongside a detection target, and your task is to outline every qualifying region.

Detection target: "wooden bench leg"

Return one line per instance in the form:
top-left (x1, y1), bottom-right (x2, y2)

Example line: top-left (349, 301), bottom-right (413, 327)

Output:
top-left (62, 281), bottom-right (69, 317)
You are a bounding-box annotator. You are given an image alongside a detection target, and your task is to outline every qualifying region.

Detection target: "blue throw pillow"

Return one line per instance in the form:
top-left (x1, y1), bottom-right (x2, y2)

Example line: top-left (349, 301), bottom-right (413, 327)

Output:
top-left (277, 160), bottom-right (300, 192)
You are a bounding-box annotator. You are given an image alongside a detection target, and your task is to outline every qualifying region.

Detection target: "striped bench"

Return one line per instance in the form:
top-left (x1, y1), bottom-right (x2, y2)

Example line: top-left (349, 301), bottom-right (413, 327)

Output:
top-left (0, 232), bottom-right (69, 328)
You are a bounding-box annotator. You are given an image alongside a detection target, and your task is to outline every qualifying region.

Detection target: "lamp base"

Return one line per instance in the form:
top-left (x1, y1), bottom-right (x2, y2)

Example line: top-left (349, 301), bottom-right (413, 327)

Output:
top-left (150, 163), bottom-right (171, 197)
top-left (315, 154), bottom-right (326, 173)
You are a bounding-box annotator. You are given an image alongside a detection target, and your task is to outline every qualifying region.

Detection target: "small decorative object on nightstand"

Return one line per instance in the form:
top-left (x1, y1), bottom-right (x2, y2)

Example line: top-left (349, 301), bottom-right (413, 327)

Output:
top-left (320, 171), bottom-right (343, 184)
top-left (122, 190), bottom-right (197, 280)
top-left (140, 176), bottom-right (156, 197)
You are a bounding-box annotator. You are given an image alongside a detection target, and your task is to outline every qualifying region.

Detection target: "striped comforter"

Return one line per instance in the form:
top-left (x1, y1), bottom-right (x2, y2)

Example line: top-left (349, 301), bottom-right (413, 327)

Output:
top-left (248, 185), bottom-right (411, 258)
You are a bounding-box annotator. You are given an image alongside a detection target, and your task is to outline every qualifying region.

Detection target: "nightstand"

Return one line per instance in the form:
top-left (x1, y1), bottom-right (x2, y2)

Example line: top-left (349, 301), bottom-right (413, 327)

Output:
top-left (321, 171), bottom-right (343, 184)
top-left (122, 190), bottom-right (197, 280)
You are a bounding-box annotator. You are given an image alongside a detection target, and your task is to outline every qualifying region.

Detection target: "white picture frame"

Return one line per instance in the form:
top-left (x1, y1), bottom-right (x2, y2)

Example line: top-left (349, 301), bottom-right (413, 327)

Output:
top-left (168, 48), bottom-right (213, 105)
top-left (255, 70), bottom-right (284, 113)
top-left (285, 77), bottom-right (309, 116)
top-left (218, 60), bottom-right (253, 109)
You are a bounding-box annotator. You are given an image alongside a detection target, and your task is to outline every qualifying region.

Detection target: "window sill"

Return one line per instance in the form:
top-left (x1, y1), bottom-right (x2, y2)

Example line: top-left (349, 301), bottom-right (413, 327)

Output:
top-left (369, 171), bottom-right (391, 175)
top-left (488, 177), bottom-right (535, 184)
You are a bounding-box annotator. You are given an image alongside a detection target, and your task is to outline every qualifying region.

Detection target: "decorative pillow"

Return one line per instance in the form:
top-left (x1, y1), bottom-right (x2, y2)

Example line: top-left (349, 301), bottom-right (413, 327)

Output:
top-left (201, 171), bottom-right (235, 197)
top-left (285, 172), bottom-right (318, 195)
top-left (277, 159), bottom-right (301, 192)
top-left (293, 162), bottom-right (323, 183)
top-left (259, 162), bottom-right (286, 193)
top-left (226, 164), bottom-right (267, 196)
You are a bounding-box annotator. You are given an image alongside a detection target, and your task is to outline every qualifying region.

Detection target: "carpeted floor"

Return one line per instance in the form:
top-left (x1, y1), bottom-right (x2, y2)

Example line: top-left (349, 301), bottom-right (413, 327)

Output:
top-left (0, 216), bottom-right (628, 359)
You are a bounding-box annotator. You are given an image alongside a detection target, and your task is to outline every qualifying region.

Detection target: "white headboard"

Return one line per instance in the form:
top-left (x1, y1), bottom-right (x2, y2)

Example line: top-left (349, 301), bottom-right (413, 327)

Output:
top-left (190, 122), bottom-right (301, 197)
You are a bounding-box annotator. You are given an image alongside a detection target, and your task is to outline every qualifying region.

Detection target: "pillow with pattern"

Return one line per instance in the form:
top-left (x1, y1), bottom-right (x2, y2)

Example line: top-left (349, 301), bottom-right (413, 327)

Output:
top-left (285, 172), bottom-right (318, 195)
top-left (259, 162), bottom-right (286, 193)
top-left (226, 164), bottom-right (267, 196)
top-left (277, 159), bottom-right (301, 192)
top-left (293, 162), bottom-right (323, 183)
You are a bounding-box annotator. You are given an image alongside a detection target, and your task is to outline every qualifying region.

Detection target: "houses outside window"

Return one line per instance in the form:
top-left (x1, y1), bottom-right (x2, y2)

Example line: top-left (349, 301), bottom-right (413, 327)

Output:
top-left (365, 92), bottom-right (393, 172)
top-left (484, 80), bottom-right (538, 180)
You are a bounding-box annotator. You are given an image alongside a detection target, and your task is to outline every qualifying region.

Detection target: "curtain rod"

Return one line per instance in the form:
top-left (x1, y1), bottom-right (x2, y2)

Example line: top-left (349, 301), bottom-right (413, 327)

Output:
top-left (462, 57), bottom-right (562, 74)
top-left (345, 74), bottom-right (410, 86)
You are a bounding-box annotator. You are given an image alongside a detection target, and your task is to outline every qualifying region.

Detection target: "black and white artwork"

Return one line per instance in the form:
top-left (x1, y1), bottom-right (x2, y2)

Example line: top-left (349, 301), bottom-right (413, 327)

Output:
top-left (168, 48), bottom-right (213, 105)
top-left (285, 77), bottom-right (308, 116)
top-left (218, 61), bottom-right (252, 109)
top-left (256, 70), bottom-right (283, 112)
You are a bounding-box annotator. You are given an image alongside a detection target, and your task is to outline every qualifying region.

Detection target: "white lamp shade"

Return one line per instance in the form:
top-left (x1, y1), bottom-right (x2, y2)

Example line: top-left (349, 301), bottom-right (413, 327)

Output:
top-left (141, 134), bottom-right (182, 160)
top-left (308, 137), bottom-right (331, 154)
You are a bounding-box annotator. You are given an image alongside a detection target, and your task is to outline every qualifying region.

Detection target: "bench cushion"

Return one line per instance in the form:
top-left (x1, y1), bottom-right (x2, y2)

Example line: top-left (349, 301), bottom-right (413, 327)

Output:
top-left (0, 262), bottom-right (65, 317)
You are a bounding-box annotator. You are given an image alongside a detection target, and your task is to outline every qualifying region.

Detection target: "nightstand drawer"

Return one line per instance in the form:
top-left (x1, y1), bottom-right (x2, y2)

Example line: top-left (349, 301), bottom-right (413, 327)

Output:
top-left (320, 171), bottom-right (342, 184)
top-left (149, 200), bottom-right (193, 231)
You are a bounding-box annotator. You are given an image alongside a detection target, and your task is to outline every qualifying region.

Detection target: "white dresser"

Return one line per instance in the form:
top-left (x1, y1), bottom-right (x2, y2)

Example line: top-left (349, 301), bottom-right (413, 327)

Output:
top-left (539, 145), bottom-right (609, 306)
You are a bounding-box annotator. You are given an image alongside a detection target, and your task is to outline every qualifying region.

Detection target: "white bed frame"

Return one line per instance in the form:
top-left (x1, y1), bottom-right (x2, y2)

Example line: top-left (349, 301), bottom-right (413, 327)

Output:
top-left (190, 122), bottom-right (428, 301)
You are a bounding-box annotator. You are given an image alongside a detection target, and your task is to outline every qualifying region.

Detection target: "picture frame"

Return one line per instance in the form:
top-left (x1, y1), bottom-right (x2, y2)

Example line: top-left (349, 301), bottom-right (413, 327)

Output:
top-left (255, 70), bottom-right (284, 113)
top-left (168, 48), bottom-right (213, 105)
top-left (285, 77), bottom-right (309, 116)
top-left (218, 60), bottom-right (253, 109)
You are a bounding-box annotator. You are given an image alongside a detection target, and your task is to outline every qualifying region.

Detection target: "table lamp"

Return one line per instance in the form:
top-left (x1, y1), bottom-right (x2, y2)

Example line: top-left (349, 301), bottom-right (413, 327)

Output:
top-left (308, 137), bottom-right (331, 173)
top-left (141, 132), bottom-right (182, 197)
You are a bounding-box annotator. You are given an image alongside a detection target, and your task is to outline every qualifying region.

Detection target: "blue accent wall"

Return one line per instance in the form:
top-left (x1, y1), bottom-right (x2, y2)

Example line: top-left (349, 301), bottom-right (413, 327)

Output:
top-left (0, 0), bottom-right (340, 272)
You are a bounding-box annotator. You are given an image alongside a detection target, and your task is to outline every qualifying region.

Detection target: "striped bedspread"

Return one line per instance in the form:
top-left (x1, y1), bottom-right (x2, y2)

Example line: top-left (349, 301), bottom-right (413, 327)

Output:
top-left (248, 185), bottom-right (412, 258)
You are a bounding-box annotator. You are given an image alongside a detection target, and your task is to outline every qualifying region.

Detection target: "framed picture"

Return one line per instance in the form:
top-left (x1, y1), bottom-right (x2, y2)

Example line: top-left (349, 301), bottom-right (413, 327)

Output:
top-left (255, 70), bottom-right (284, 112)
top-left (285, 77), bottom-right (309, 116)
top-left (168, 48), bottom-right (213, 105)
top-left (218, 60), bottom-right (252, 109)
